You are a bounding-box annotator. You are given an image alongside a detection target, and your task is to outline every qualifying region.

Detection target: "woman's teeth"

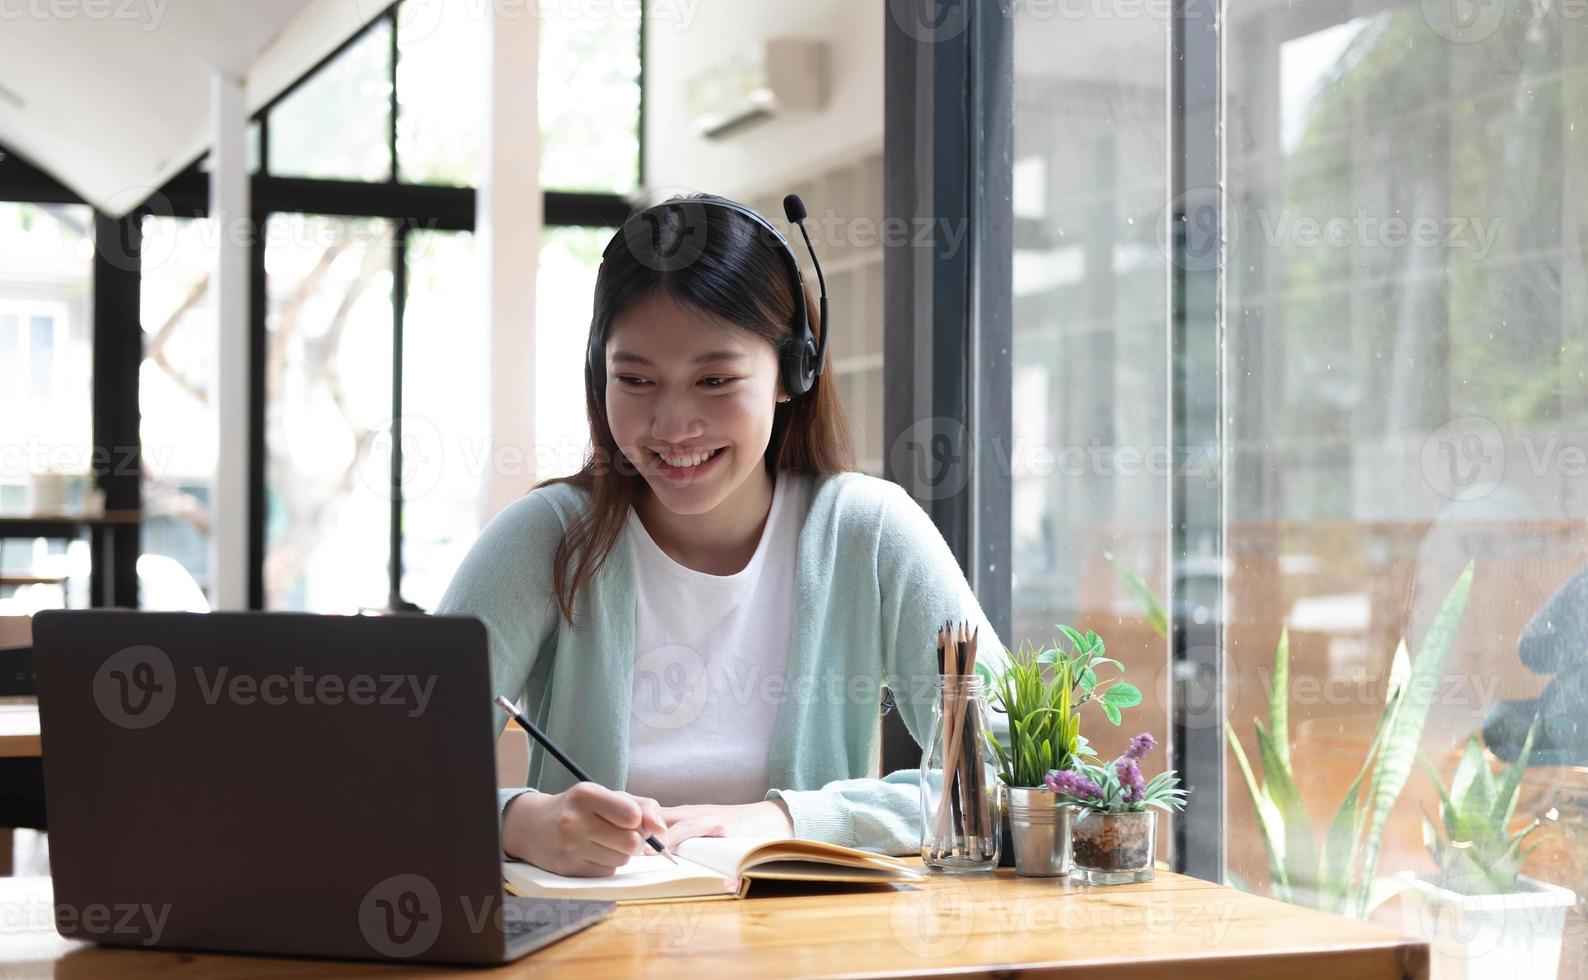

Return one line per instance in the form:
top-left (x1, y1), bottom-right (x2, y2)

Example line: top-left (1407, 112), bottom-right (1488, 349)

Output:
top-left (658, 448), bottom-right (720, 468)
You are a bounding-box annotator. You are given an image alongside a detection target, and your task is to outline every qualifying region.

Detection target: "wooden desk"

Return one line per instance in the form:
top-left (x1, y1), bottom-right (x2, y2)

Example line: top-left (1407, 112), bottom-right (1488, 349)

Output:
top-left (0, 869), bottom-right (1427, 978)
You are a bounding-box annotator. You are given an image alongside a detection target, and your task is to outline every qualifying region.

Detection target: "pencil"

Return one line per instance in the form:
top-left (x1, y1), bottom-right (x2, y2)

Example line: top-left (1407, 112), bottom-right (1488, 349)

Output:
top-left (493, 695), bottom-right (677, 865)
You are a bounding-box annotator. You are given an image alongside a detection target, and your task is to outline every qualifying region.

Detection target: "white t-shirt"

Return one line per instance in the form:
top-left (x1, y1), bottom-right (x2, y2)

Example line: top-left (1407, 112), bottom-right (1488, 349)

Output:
top-left (623, 472), bottom-right (807, 807)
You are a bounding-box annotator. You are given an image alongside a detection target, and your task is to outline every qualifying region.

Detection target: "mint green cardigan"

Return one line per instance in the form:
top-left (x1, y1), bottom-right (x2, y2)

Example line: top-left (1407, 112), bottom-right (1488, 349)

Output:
top-left (435, 470), bottom-right (1007, 855)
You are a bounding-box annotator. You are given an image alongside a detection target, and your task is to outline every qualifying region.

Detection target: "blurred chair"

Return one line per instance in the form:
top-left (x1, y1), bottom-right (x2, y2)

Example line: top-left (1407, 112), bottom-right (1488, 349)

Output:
top-left (136, 554), bottom-right (211, 612)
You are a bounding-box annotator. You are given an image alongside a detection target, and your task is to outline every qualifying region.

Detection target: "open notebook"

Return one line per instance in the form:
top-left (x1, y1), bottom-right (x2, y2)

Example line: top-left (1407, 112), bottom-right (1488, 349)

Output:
top-left (503, 837), bottom-right (926, 903)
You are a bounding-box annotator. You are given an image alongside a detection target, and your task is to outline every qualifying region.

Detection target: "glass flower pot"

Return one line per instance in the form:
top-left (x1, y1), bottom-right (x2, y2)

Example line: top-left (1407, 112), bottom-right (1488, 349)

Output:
top-left (1071, 808), bottom-right (1155, 884)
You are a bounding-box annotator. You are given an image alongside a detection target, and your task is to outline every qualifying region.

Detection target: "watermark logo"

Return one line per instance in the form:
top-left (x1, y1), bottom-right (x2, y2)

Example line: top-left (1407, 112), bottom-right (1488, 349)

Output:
top-left (1159, 187), bottom-right (1228, 273)
top-left (1422, 415), bottom-right (1504, 500)
top-left (193, 667), bottom-right (437, 718)
top-left (358, 0), bottom-right (445, 41)
top-left (620, 189), bottom-right (711, 273)
top-left (889, 416), bottom-right (970, 501)
top-left (1420, 0), bottom-right (1508, 42)
top-left (631, 645), bottom-right (708, 731)
top-left (0, 0), bottom-right (169, 31)
top-left (93, 645), bottom-right (176, 730)
top-left (359, 874), bottom-right (443, 959)
top-left (888, 0), bottom-right (972, 43)
top-left (51, 901), bottom-right (172, 945)
top-left (889, 878), bottom-right (974, 958)
top-left (358, 415), bottom-right (446, 504)
top-left (1155, 645), bottom-right (1241, 732)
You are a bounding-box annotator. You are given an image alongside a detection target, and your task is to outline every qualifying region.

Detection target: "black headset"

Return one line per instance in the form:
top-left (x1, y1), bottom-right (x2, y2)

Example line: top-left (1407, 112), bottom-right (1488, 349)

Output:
top-left (587, 193), bottom-right (830, 404)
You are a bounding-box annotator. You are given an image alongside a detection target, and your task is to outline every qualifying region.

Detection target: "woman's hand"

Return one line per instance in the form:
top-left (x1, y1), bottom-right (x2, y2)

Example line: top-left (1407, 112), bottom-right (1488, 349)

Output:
top-left (502, 783), bottom-right (668, 877)
top-left (660, 800), bottom-right (794, 849)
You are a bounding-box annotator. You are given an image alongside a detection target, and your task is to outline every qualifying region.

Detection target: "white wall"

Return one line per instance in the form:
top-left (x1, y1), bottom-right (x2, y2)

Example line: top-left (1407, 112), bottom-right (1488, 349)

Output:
top-left (643, 0), bottom-right (883, 199)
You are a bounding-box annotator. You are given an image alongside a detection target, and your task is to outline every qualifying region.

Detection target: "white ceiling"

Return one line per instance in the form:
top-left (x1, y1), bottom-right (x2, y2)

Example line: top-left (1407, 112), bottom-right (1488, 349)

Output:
top-left (0, 0), bottom-right (382, 216)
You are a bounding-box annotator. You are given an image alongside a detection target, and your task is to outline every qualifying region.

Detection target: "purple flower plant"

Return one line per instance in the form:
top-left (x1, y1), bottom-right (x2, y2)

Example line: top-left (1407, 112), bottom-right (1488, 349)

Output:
top-left (1124, 731), bottom-right (1156, 762)
top-left (1115, 758), bottom-right (1146, 803)
top-left (1044, 769), bottom-right (1103, 801)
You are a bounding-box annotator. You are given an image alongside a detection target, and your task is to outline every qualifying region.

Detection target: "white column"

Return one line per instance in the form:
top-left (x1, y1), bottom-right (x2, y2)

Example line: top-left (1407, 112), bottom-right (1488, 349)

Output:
top-left (478, 7), bottom-right (541, 522)
top-left (210, 72), bottom-right (250, 610)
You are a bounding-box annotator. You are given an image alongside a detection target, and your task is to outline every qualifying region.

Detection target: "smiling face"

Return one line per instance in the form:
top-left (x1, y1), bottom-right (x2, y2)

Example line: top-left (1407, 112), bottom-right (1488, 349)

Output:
top-left (604, 289), bottom-right (787, 517)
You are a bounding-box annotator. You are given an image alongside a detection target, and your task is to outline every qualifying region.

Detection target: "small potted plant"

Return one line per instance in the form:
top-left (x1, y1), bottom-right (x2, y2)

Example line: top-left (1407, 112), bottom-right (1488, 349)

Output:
top-left (1396, 718), bottom-right (1576, 980)
top-left (1046, 732), bottom-right (1186, 884)
top-left (987, 626), bottom-right (1139, 877)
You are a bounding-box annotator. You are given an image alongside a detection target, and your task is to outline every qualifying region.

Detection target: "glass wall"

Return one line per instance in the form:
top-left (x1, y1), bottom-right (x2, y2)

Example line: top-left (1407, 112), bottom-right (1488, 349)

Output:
top-left (1004, 1), bottom-right (1586, 967)
top-left (1009, 3), bottom-right (1173, 849)
top-left (1222, 3), bottom-right (1588, 972)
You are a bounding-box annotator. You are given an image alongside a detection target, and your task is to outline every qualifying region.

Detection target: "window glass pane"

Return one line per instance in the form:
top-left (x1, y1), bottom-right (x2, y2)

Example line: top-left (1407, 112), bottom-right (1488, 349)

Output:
top-left (1009, 4), bottom-right (1172, 824)
top-left (396, 0), bottom-right (485, 186)
top-left (0, 202), bottom-right (93, 610)
top-left (0, 202), bottom-right (94, 511)
top-left (27, 316), bottom-right (53, 397)
top-left (139, 216), bottom-right (217, 610)
top-left (0, 314), bottom-right (17, 398)
top-left (264, 214), bottom-right (395, 611)
top-left (540, 6), bottom-right (640, 193)
top-left (269, 20), bottom-right (394, 182)
top-left (399, 229), bottom-right (485, 609)
top-left (1225, 2), bottom-right (1588, 963)
top-left (535, 225), bottom-right (613, 482)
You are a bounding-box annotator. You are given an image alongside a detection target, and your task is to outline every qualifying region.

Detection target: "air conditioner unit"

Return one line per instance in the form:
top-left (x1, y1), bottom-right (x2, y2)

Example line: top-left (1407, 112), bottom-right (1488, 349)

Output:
top-left (685, 38), bottom-right (829, 141)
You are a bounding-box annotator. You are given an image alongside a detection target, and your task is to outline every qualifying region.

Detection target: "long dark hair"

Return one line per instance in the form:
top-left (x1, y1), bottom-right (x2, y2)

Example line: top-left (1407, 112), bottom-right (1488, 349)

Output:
top-left (536, 195), bottom-right (856, 627)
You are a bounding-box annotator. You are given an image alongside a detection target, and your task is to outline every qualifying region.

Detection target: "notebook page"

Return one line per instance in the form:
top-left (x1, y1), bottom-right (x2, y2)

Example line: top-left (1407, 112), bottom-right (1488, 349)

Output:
top-left (674, 837), bottom-right (778, 878)
top-left (502, 854), bottom-right (737, 902)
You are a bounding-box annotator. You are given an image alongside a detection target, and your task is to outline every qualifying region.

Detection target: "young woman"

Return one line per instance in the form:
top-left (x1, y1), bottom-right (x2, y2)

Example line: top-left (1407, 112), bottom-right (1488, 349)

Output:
top-left (437, 193), bottom-right (1004, 878)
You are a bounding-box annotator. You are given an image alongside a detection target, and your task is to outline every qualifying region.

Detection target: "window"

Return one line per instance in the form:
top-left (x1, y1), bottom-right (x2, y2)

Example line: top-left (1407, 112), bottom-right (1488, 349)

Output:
top-left (139, 216), bottom-right (218, 607)
top-left (1221, 6), bottom-right (1588, 959)
top-left (263, 214), bottom-right (396, 612)
top-left (1009, 1), bottom-right (1172, 841)
top-left (395, 0), bottom-right (485, 186)
top-left (535, 225), bottom-right (613, 481)
top-left (399, 228), bottom-right (486, 609)
top-left (0, 313), bottom-right (17, 398)
top-left (27, 315), bottom-right (53, 397)
top-left (539, 3), bottom-right (642, 194)
top-left (112, 0), bottom-right (642, 610)
top-left (0, 202), bottom-right (94, 506)
top-left (269, 20), bottom-right (394, 182)
top-left (984, 1), bottom-right (1588, 971)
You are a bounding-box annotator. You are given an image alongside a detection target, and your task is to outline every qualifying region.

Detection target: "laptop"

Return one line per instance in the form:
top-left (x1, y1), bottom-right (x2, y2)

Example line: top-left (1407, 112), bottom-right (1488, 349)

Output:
top-left (33, 610), bottom-right (612, 965)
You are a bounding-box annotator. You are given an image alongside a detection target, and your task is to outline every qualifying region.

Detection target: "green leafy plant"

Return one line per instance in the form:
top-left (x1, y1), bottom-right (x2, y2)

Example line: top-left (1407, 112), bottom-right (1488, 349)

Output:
top-left (1107, 551), bottom-right (1477, 917)
top-left (1227, 562), bottom-right (1475, 916)
top-left (986, 627), bottom-right (1141, 788)
top-left (1420, 715), bottom-right (1542, 896)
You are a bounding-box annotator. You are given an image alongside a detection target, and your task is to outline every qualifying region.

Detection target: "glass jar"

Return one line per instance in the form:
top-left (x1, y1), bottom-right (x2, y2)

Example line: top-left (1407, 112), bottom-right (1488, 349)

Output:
top-left (919, 675), bottom-right (1000, 872)
top-left (1071, 808), bottom-right (1156, 884)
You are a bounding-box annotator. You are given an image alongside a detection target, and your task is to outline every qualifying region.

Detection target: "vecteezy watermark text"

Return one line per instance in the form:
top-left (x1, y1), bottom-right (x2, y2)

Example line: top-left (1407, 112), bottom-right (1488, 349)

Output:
top-left (193, 667), bottom-right (436, 718)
